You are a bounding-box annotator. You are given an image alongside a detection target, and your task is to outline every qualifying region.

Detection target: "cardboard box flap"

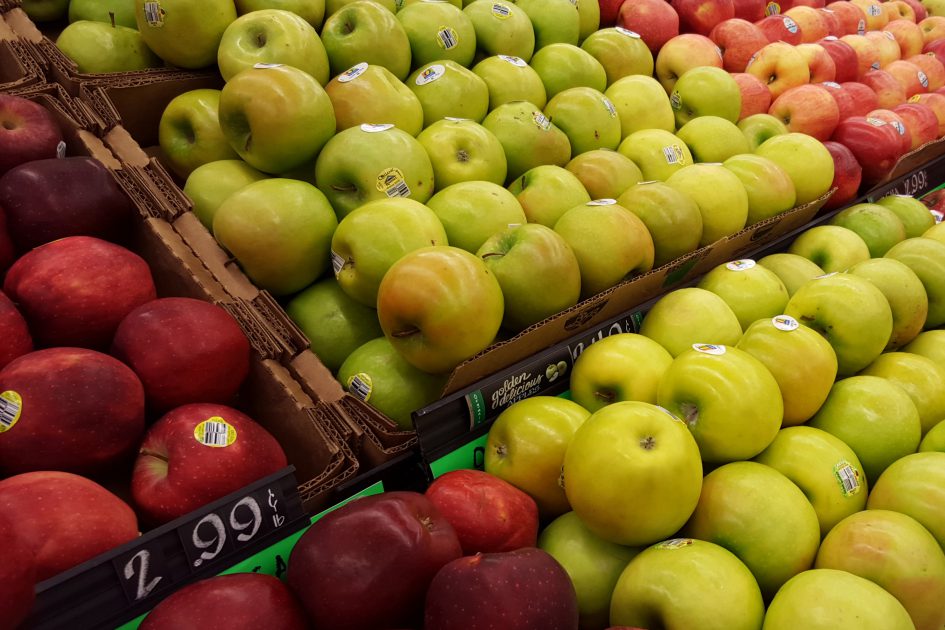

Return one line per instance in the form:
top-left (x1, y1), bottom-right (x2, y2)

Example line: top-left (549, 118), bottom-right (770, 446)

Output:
top-left (1, 7), bottom-right (41, 43)
top-left (288, 347), bottom-right (346, 403)
top-left (339, 397), bottom-right (417, 464)
top-left (296, 408), bottom-right (360, 510)
top-left (253, 291), bottom-right (312, 358)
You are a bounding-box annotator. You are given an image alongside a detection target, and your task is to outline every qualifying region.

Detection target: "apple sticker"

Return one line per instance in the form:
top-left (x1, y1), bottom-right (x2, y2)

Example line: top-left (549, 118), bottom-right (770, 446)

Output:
top-left (194, 417), bottom-right (237, 448)
top-left (0, 390), bottom-right (22, 433)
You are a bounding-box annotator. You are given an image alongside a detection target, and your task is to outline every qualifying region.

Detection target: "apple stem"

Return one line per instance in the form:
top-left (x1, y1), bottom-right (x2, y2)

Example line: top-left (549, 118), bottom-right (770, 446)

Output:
top-left (594, 390), bottom-right (616, 403)
top-left (680, 403), bottom-right (699, 428)
top-left (138, 447), bottom-right (168, 463)
top-left (109, 11), bottom-right (116, 28)
top-left (480, 252), bottom-right (504, 259)
top-left (390, 326), bottom-right (420, 339)
top-left (330, 183), bottom-right (358, 194)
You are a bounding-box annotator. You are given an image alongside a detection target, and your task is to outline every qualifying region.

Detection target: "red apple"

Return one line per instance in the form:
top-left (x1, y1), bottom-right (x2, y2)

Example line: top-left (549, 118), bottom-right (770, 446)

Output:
top-left (734, 71), bottom-right (775, 116)
top-left (424, 548), bottom-right (580, 630)
top-left (769, 83), bottom-right (842, 138)
top-left (832, 115), bottom-right (907, 184)
top-left (861, 68), bottom-right (908, 108)
top-left (908, 91), bottom-right (945, 135)
top-left (0, 94), bottom-right (63, 177)
top-left (922, 40), bottom-right (945, 66)
top-left (900, 0), bottom-right (927, 21)
top-left (841, 80), bottom-right (881, 114)
top-left (139, 573), bottom-right (309, 630)
top-left (919, 16), bottom-right (945, 45)
top-left (884, 59), bottom-right (930, 97)
top-left (819, 7), bottom-right (844, 35)
top-left (710, 18), bottom-right (770, 71)
top-left (793, 0), bottom-right (826, 7)
top-left (600, 0), bottom-right (626, 26)
top-left (907, 52), bottom-right (945, 90)
top-left (756, 14), bottom-right (805, 43)
top-left (786, 5), bottom-right (831, 41)
top-left (864, 30), bottom-right (904, 66)
top-left (3, 236), bottom-right (156, 350)
top-left (841, 33), bottom-right (883, 79)
top-left (0, 208), bottom-right (14, 275)
top-left (0, 513), bottom-right (35, 630)
top-left (893, 101), bottom-right (940, 147)
top-left (425, 469), bottom-right (540, 555)
top-left (733, 0), bottom-right (767, 21)
top-left (826, 1), bottom-right (867, 34)
top-left (821, 80), bottom-right (860, 118)
top-left (798, 42), bottom-right (838, 81)
top-left (822, 139), bottom-right (863, 208)
top-left (132, 403), bottom-right (288, 525)
top-left (0, 290), bottom-right (31, 371)
top-left (885, 0), bottom-right (917, 21)
top-left (884, 20), bottom-right (926, 58)
top-left (617, 0), bottom-right (681, 53)
top-left (672, 0), bottom-right (736, 35)
top-left (818, 36), bottom-right (861, 82)
top-left (287, 491), bottom-right (462, 629)
top-left (0, 471), bottom-right (139, 582)
top-left (865, 108), bottom-right (913, 153)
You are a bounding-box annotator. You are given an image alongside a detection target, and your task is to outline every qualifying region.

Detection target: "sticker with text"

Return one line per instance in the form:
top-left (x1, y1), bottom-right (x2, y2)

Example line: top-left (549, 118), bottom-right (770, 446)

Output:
top-left (0, 391), bottom-right (21, 434)
top-left (726, 259), bottom-right (756, 271)
top-left (692, 343), bottom-right (726, 355)
top-left (338, 62), bottom-right (368, 82)
top-left (834, 460), bottom-right (862, 497)
top-left (194, 417), bottom-right (237, 448)
top-left (376, 167), bottom-right (411, 197)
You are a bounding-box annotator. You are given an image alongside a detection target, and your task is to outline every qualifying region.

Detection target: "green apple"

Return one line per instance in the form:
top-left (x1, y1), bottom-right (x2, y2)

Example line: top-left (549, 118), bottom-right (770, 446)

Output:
top-left (325, 63), bottom-right (423, 136)
top-left (397, 0), bottom-right (464, 11)
top-left (809, 375), bottom-right (921, 484)
top-left (235, 0), bottom-right (326, 29)
top-left (763, 569), bottom-right (916, 630)
top-left (787, 225), bottom-right (871, 273)
top-left (684, 461), bottom-right (821, 599)
top-left (320, 0), bottom-right (412, 80)
top-left (417, 119), bottom-right (507, 188)
top-left (529, 43), bottom-right (607, 99)
top-left (580, 27), bottom-right (653, 86)
top-left (183, 159), bottom-right (268, 229)
top-left (860, 352), bottom-right (945, 436)
top-left (605, 75), bottom-right (675, 138)
top-left (216, 9), bottom-right (329, 83)
top-left (815, 509), bottom-right (945, 630)
top-left (56, 20), bottom-right (161, 74)
top-left (755, 132), bottom-right (835, 205)
top-left (737, 315), bottom-right (837, 427)
top-left (885, 237), bottom-right (945, 329)
top-left (658, 344), bottom-right (783, 464)
top-left (478, 223), bottom-right (581, 332)
top-left (408, 61), bottom-right (490, 127)
top-left (611, 539), bottom-right (764, 630)
top-left (920, 420), bottom-right (945, 452)
top-left (738, 112), bottom-right (790, 151)
top-left (563, 401), bottom-right (703, 545)
top-left (513, 0), bottom-right (579, 48)
top-left (868, 452), bottom-right (945, 552)
top-left (326, 0), bottom-right (395, 13)
top-left (481, 101), bottom-right (571, 182)
top-left (554, 200), bottom-right (654, 299)
top-left (757, 253), bottom-right (825, 296)
top-left (158, 89), bottom-right (239, 179)
top-left (397, 0), bottom-right (476, 68)
top-left (569, 333), bottom-right (674, 412)
top-left (507, 164), bottom-right (590, 227)
top-left (784, 272), bottom-right (893, 376)
top-left (617, 180), bottom-right (702, 267)
top-left (286, 277), bottom-right (383, 373)
top-left (427, 180), bottom-right (525, 252)
top-left (665, 163), bottom-right (749, 246)
top-left (670, 66), bottom-right (741, 127)
top-left (213, 178), bottom-right (338, 295)
top-left (904, 329), bottom-right (945, 371)
top-left (565, 149), bottom-right (642, 200)
top-left (723, 153), bottom-right (797, 225)
top-left (337, 336), bottom-right (447, 429)
top-left (639, 287), bottom-right (743, 357)
top-left (471, 55), bottom-right (547, 109)
top-left (330, 197), bottom-right (448, 307)
top-left (876, 194), bottom-right (937, 238)
top-left (24, 0), bottom-right (69, 21)
top-left (135, 0), bottom-right (236, 69)
top-left (538, 511), bottom-right (639, 630)
top-left (69, 0), bottom-right (137, 28)
top-left (376, 246), bottom-right (504, 373)
top-left (463, 0), bottom-right (535, 61)
top-left (543, 87), bottom-right (621, 155)
top-left (847, 258), bottom-right (928, 350)
top-left (314, 124), bottom-right (435, 218)
top-left (697, 260), bottom-right (790, 331)
top-left (676, 116), bottom-right (751, 164)
top-left (830, 203), bottom-right (907, 257)
top-left (618, 128), bottom-right (693, 181)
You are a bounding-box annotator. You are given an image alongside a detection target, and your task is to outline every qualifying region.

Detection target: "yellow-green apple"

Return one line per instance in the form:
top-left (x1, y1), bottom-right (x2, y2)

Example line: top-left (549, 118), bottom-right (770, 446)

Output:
top-left (768, 84), bottom-right (841, 139)
top-left (544, 87), bottom-right (621, 154)
top-left (219, 65), bottom-right (335, 175)
top-left (763, 569), bottom-right (916, 630)
top-left (616, 0), bottom-right (681, 53)
top-left (314, 124), bottom-right (435, 218)
top-left (408, 61), bottom-right (490, 127)
top-left (745, 41), bottom-right (811, 99)
top-left (69, 0), bottom-right (136, 26)
top-left (579, 27), bottom-right (654, 85)
top-left (563, 401), bottom-right (702, 545)
top-left (472, 54), bottom-right (547, 109)
top-left (326, 0), bottom-right (395, 12)
top-left (325, 63), bottom-right (423, 136)
top-left (733, 71), bottom-right (774, 118)
top-left (134, 0), bottom-right (236, 68)
top-left (377, 246), bottom-right (503, 373)
top-left (926, 222), bottom-right (945, 243)
top-left (818, 37), bottom-right (861, 82)
top-left (851, 0), bottom-right (889, 28)
top-left (665, 163), bottom-right (749, 245)
top-left (617, 180), bottom-right (703, 266)
top-left (757, 252), bottom-right (826, 295)
top-left (786, 5), bottom-right (831, 40)
top-left (683, 461), bottom-right (821, 598)
top-left (56, 21), bottom-right (161, 74)
top-left (330, 197), bottom-right (447, 306)
top-left (676, 116), bottom-right (752, 162)
top-left (553, 200), bottom-right (655, 298)
top-left (709, 17), bottom-right (770, 73)
top-left (848, 258), bottom-right (928, 349)
top-left (868, 451), bottom-right (945, 551)
top-left (894, 101), bottom-right (940, 147)
top-left (670, 66), bottom-right (742, 126)
top-left (158, 89), bottom-right (239, 179)
top-left (815, 510), bottom-right (945, 630)
top-left (235, 0), bottom-right (326, 28)
top-left (841, 33), bottom-right (883, 77)
top-left (477, 223), bottom-right (581, 331)
top-left (418, 119), bottom-right (506, 189)
top-left (213, 178), bottom-right (337, 295)
top-left (463, 0), bottom-right (535, 61)
top-left (723, 153), bottom-right (796, 224)
top-left (832, 115), bottom-right (907, 185)
top-left (796, 42), bottom-right (838, 81)
top-left (604, 75), bottom-right (676, 137)
top-left (865, 108), bottom-right (913, 153)
top-left (529, 43), bottom-right (607, 99)
top-left (566, 149), bottom-right (643, 199)
top-left (640, 288), bottom-right (743, 356)
top-left (654, 33), bottom-right (724, 93)
top-left (756, 14), bottom-right (804, 45)
top-left (428, 181), bottom-right (524, 252)
top-left (921, 14), bottom-right (945, 40)
top-left (183, 160), bottom-right (267, 229)
top-left (698, 260), bottom-right (790, 330)
top-left (0, 95), bottom-right (63, 178)
top-left (485, 396), bottom-right (590, 518)
top-left (886, 19), bottom-right (927, 57)
top-left (920, 419), bottom-right (945, 451)
top-left (658, 343), bottom-right (783, 462)
top-left (576, 0), bottom-right (601, 41)
top-left (618, 128), bottom-right (694, 181)
top-left (860, 351), bottom-right (945, 435)
top-left (508, 165), bottom-right (591, 227)
top-left (755, 426), bottom-right (868, 535)
top-left (481, 101), bottom-right (571, 182)
top-left (738, 111), bottom-right (789, 148)
top-left (321, 0), bottom-right (411, 79)
top-left (216, 10), bottom-right (329, 83)
top-left (821, 139), bottom-right (863, 210)
top-left (754, 132), bottom-right (834, 204)
top-left (809, 375), bottom-right (921, 483)
top-left (885, 236), bottom-right (945, 328)
top-left (904, 329), bottom-right (945, 370)
top-left (399, 0), bottom-right (461, 8)
top-left (569, 333), bottom-right (674, 411)
top-left (907, 91), bottom-right (945, 134)
top-left (907, 52), bottom-right (945, 88)
top-left (787, 225), bottom-right (867, 272)
top-left (513, 0), bottom-right (580, 48)
top-left (830, 202), bottom-right (907, 256)
top-left (865, 30), bottom-right (904, 66)
top-left (397, 0), bottom-right (476, 67)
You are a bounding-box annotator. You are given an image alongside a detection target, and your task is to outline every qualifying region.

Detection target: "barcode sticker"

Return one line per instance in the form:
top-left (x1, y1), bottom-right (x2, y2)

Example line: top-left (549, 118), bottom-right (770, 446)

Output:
top-left (834, 461), bottom-right (861, 496)
top-left (499, 55), bottom-right (527, 67)
top-left (346, 373), bottom-right (373, 402)
top-left (492, 3), bottom-right (511, 18)
top-left (533, 112), bottom-right (552, 130)
top-left (437, 27), bottom-right (458, 50)
top-left (919, 71), bottom-right (929, 88)
top-left (602, 97), bottom-right (618, 118)
top-left (194, 417), bottom-right (237, 448)
top-left (331, 250), bottom-right (345, 276)
top-left (765, 1), bottom-right (780, 15)
top-left (858, 19), bottom-right (866, 35)
top-left (663, 144), bottom-right (685, 164)
top-left (376, 167), bottom-right (410, 197)
top-left (670, 91), bottom-right (682, 110)
top-left (772, 315), bottom-right (799, 331)
top-left (253, 63), bottom-right (284, 69)
top-left (726, 259), bottom-right (756, 271)
top-left (0, 391), bottom-right (22, 433)
top-left (693, 343), bottom-right (726, 355)
top-left (143, 1), bottom-right (165, 27)
top-left (783, 16), bottom-right (798, 33)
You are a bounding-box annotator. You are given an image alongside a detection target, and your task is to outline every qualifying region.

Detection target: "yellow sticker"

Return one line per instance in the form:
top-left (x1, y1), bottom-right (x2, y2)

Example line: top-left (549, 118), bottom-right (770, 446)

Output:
top-left (657, 538), bottom-right (694, 550)
top-left (376, 167), bottom-right (410, 197)
top-left (346, 373), bottom-right (373, 402)
top-left (834, 460), bottom-right (862, 497)
top-left (436, 26), bottom-right (459, 50)
top-left (0, 390), bottom-right (22, 433)
top-left (194, 417), bottom-right (237, 448)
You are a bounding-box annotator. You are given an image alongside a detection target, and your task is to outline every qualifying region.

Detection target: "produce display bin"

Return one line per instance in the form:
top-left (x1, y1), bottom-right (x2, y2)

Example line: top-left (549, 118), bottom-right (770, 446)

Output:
top-left (0, 13), bottom-right (42, 92)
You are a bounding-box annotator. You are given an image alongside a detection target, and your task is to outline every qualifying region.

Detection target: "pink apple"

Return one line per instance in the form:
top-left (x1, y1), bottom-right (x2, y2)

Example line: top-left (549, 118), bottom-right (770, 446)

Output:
top-left (818, 36), bottom-right (861, 82)
top-left (710, 18), bottom-right (770, 72)
top-left (901, 0), bottom-right (928, 21)
top-left (841, 34), bottom-right (882, 79)
top-left (769, 83), bottom-right (842, 138)
top-left (893, 102), bottom-right (940, 147)
top-left (907, 53), bottom-right (945, 90)
top-left (746, 41), bottom-right (812, 99)
top-left (0, 94), bottom-right (63, 177)
top-left (922, 40), bottom-right (945, 66)
top-left (798, 43), bottom-right (838, 81)
top-left (909, 92), bottom-right (945, 135)
top-left (886, 0), bottom-right (918, 22)
top-left (842, 80), bottom-right (881, 114)
top-left (821, 80), bottom-right (860, 118)
top-left (756, 14), bottom-right (805, 44)
top-left (884, 59), bottom-right (930, 97)
top-left (734, 0), bottom-right (767, 21)
top-left (786, 5), bottom-right (830, 41)
top-left (865, 108), bottom-right (913, 153)
top-left (920, 16), bottom-right (945, 45)
top-left (864, 30), bottom-right (904, 66)
top-left (826, 1), bottom-right (868, 34)
top-left (885, 20), bottom-right (926, 58)
top-left (822, 139), bottom-right (863, 209)
top-left (832, 115), bottom-right (906, 185)
top-left (734, 72), bottom-right (775, 116)
top-left (862, 68), bottom-right (908, 108)
top-left (672, 0), bottom-right (736, 35)
top-left (617, 0), bottom-right (681, 53)
top-left (819, 8), bottom-right (844, 35)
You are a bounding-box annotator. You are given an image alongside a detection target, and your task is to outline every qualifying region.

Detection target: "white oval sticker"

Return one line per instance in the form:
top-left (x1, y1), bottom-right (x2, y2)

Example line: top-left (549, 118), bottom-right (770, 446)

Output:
top-left (361, 123), bottom-right (394, 133)
top-left (338, 62), bottom-right (368, 82)
top-left (616, 26), bottom-right (641, 38)
top-left (416, 64), bottom-right (446, 85)
top-left (726, 259), bottom-right (756, 271)
top-left (693, 343), bottom-right (726, 355)
top-left (772, 315), bottom-right (799, 331)
top-left (587, 199), bottom-right (617, 206)
top-left (499, 54), bottom-right (527, 67)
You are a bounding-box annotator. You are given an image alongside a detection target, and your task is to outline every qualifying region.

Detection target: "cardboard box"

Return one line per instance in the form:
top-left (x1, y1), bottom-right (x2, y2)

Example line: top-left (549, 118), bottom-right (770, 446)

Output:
top-left (0, 18), bottom-right (42, 93)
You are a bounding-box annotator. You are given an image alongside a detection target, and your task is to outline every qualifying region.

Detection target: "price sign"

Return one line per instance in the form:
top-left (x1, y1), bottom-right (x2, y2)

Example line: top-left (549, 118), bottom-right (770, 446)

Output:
top-left (891, 169), bottom-right (930, 197)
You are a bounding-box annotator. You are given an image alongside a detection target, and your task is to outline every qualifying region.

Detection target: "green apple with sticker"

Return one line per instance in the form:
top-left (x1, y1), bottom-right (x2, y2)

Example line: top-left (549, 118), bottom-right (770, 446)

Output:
top-left (397, 0), bottom-right (477, 67)
top-left (697, 259), bottom-right (790, 332)
top-left (408, 61), bottom-right (490, 128)
top-left (135, 0), bottom-right (237, 69)
top-left (617, 128), bottom-right (692, 182)
top-left (325, 63), bottom-right (424, 137)
top-left (472, 54), bottom-right (548, 110)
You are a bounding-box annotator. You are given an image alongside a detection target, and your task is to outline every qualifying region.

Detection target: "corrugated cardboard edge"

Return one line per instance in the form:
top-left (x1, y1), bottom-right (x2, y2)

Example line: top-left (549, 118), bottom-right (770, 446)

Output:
top-left (866, 136), bottom-right (945, 192)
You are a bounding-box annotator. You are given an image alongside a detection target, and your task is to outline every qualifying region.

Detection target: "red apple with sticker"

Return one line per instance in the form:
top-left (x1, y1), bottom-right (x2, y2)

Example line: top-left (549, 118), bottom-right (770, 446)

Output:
top-left (709, 18), bottom-right (770, 72)
top-left (907, 53), bottom-right (945, 90)
top-left (785, 5), bottom-right (830, 40)
top-left (922, 39), bottom-right (945, 65)
top-left (755, 14), bottom-right (804, 45)
top-left (850, 0), bottom-right (888, 29)
top-left (818, 36), bottom-right (861, 82)
top-left (883, 59), bottom-right (931, 99)
top-left (769, 83), bottom-right (841, 139)
top-left (832, 116), bottom-right (907, 185)
top-left (865, 30), bottom-right (904, 66)
top-left (894, 102), bottom-right (940, 147)
top-left (822, 139), bottom-right (863, 209)
top-left (866, 109), bottom-right (913, 154)
top-left (885, 20), bottom-right (926, 58)
top-left (908, 92), bottom-right (945, 135)
top-left (0, 94), bottom-right (63, 177)
top-left (841, 34), bottom-right (882, 78)
top-left (825, 0), bottom-right (867, 34)
top-left (745, 41), bottom-right (811, 99)
top-left (616, 0), bottom-right (681, 53)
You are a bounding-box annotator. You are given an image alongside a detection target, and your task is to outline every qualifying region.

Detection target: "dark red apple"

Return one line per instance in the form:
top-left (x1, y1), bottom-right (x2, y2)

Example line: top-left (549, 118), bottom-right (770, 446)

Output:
top-left (841, 80), bottom-right (880, 116)
top-left (0, 94), bottom-right (62, 177)
top-left (893, 102), bottom-right (940, 149)
top-left (0, 348), bottom-right (145, 476)
top-left (0, 208), bottom-right (15, 275)
top-left (832, 115), bottom-right (906, 185)
top-left (0, 157), bottom-right (133, 252)
top-left (139, 573), bottom-right (309, 630)
top-left (818, 37), bottom-right (861, 82)
top-left (0, 471), bottom-right (139, 582)
top-left (756, 14), bottom-right (804, 44)
top-left (710, 18), bottom-right (770, 72)
top-left (616, 0), bottom-right (680, 52)
top-left (599, 0), bottom-right (626, 26)
top-left (732, 0), bottom-right (766, 22)
top-left (671, 0), bottom-right (735, 35)
top-left (424, 548), bottom-right (580, 630)
top-left (3, 236), bottom-right (156, 349)
top-left (0, 512), bottom-right (36, 629)
top-left (287, 491), bottom-right (462, 630)
top-left (822, 140), bottom-right (863, 209)
top-left (132, 403), bottom-right (287, 525)
top-left (111, 298), bottom-right (251, 413)
top-left (425, 469), bottom-right (540, 555)
top-left (0, 290), bottom-right (31, 371)
top-left (821, 81), bottom-right (859, 119)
